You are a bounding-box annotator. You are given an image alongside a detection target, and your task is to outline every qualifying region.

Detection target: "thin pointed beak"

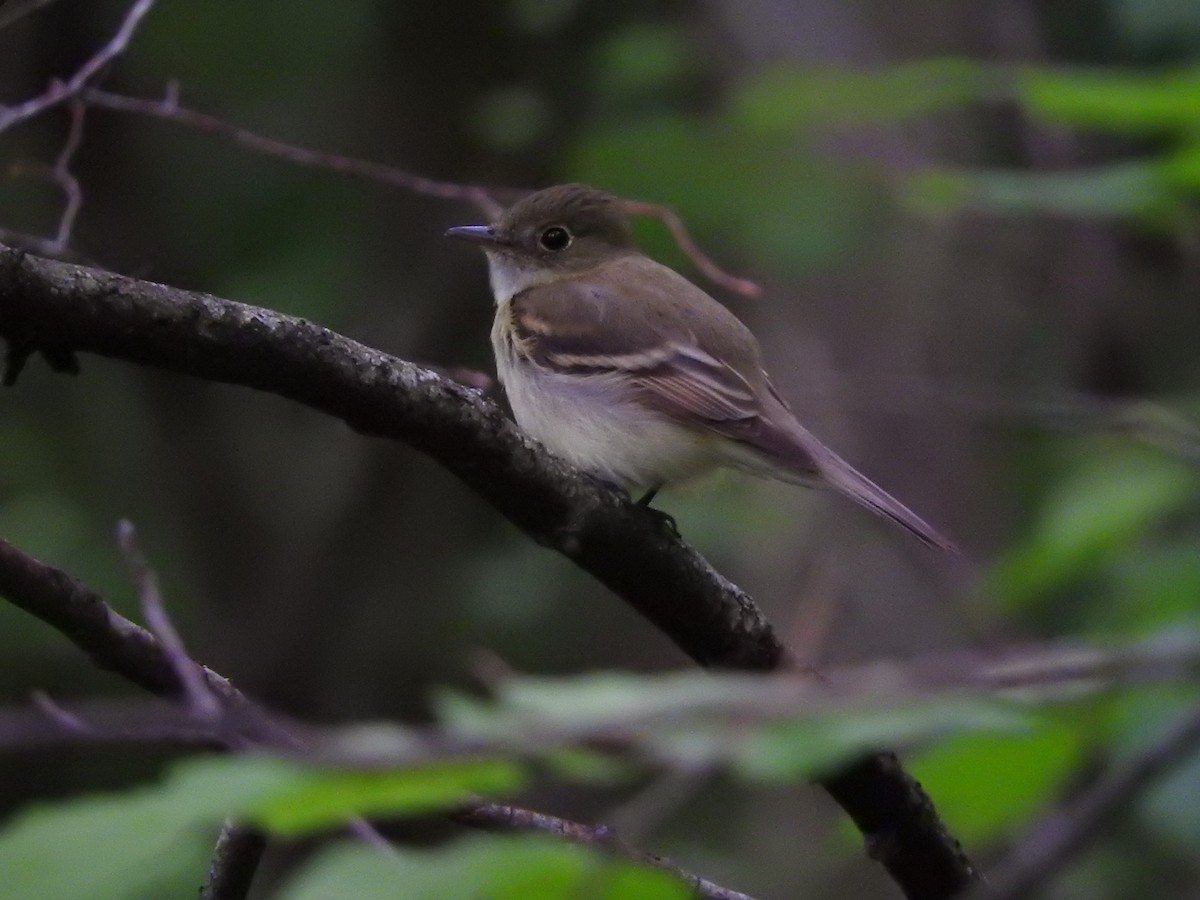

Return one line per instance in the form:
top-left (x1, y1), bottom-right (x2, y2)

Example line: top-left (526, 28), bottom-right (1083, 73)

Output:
top-left (445, 224), bottom-right (501, 245)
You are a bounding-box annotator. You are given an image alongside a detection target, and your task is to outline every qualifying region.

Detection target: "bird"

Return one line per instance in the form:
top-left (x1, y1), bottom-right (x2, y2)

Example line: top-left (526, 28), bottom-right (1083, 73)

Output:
top-left (446, 183), bottom-right (952, 551)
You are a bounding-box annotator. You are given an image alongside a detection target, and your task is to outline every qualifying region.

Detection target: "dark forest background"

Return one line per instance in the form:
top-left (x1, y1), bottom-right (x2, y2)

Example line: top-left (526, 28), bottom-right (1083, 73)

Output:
top-left (2, 1), bottom-right (1200, 897)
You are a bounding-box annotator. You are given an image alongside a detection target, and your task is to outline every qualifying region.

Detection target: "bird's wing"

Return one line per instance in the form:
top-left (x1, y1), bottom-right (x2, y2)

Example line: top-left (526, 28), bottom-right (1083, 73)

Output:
top-left (509, 263), bottom-right (953, 549)
top-left (508, 261), bottom-right (770, 430)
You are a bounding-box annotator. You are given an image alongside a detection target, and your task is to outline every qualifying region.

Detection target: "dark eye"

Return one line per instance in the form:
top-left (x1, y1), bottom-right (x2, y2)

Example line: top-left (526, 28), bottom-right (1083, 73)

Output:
top-left (539, 226), bottom-right (572, 252)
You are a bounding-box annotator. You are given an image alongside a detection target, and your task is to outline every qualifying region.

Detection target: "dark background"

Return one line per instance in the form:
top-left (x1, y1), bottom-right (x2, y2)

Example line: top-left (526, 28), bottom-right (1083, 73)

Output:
top-left (2, 1), bottom-right (1199, 897)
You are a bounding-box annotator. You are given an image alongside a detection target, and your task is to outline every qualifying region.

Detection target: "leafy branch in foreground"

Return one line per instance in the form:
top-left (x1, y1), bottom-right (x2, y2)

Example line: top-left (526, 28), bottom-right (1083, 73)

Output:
top-left (3, 525), bottom-right (1199, 897)
top-left (0, 533), bottom-right (743, 900)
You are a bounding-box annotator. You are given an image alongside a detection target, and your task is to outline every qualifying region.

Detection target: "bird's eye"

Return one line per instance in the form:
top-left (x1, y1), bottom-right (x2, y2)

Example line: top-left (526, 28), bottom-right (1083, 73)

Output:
top-left (539, 226), bottom-right (572, 252)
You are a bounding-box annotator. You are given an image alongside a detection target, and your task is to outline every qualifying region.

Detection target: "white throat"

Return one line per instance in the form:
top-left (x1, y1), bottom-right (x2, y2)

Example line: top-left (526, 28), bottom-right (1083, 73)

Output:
top-left (485, 252), bottom-right (555, 305)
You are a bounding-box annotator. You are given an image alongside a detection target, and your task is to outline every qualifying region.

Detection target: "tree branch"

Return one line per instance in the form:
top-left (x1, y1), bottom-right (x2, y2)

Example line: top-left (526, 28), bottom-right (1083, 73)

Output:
top-left (79, 86), bottom-right (507, 218)
top-left (981, 702), bottom-right (1200, 899)
top-left (0, 538), bottom-right (759, 900)
top-left (0, 245), bottom-right (977, 898)
top-left (0, 0), bottom-right (158, 133)
top-left (77, 87), bottom-right (761, 295)
top-left (0, 537), bottom-right (292, 748)
top-left (199, 820), bottom-right (267, 900)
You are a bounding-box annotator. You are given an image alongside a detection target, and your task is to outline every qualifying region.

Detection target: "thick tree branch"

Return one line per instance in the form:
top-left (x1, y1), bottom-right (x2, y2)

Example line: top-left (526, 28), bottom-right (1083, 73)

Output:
top-left (0, 244), bottom-right (784, 672)
top-left (0, 245), bottom-right (977, 898)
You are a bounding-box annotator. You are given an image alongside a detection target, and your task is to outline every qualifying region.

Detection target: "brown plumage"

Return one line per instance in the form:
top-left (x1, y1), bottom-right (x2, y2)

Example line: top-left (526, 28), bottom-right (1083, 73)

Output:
top-left (447, 184), bottom-right (954, 551)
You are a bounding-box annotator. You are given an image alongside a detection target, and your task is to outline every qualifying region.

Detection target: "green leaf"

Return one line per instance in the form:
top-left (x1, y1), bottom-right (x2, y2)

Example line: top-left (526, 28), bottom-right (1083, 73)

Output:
top-left (993, 447), bottom-right (1200, 606)
top-left (0, 781), bottom-right (218, 900)
top-left (280, 835), bottom-right (692, 900)
top-left (163, 754), bottom-right (525, 835)
top-left (592, 24), bottom-right (693, 100)
top-left (1098, 540), bottom-right (1200, 634)
top-left (734, 699), bottom-right (1032, 781)
top-left (733, 59), bottom-right (992, 131)
top-left (1018, 68), bottom-right (1200, 135)
top-left (567, 116), bottom-right (871, 277)
top-left (908, 726), bottom-right (1083, 844)
top-left (248, 757), bottom-right (525, 836)
top-left (0, 753), bottom-right (529, 897)
top-left (905, 163), bottom-right (1178, 221)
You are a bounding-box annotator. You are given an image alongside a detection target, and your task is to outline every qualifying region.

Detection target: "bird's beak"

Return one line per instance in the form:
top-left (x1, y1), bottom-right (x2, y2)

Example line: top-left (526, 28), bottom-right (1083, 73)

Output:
top-left (445, 225), bottom-right (502, 246)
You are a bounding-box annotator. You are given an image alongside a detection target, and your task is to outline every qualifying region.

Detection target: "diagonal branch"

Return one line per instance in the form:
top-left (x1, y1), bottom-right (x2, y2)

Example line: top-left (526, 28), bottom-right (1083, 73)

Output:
top-left (0, 244), bottom-right (977, 899)
top-left (78, 87), bottom-right (759, 294)
top-left (980, 702), bottom-right (1200, 899)
top-left (79, 86), bottom-right (507, 218)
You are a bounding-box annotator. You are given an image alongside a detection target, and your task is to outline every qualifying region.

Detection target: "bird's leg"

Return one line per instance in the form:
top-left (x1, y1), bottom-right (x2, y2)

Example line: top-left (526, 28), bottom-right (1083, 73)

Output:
top-left (635, 486), bottom-right (661, 507)
top-left (635, 484), bottom-right (678, 537)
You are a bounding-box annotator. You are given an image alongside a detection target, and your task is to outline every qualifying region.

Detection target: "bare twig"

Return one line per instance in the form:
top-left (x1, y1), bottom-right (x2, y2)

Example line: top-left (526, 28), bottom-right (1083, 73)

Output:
top-left (79, 86), bottom-right (507, 218)
top-left (0, 227), bottom-right (94, 263)
top-left (116, 519), bottom-right (222, 720)
top-left (49, 98), bottom-right (86, 250)
top-left (0, 698), bottom-right (231, 750)
top-left (199, 820), bottom-right (267, 900)
top-left (454, 802), bottom-right (757, 900)
top-left (0, 537), bottom-right (293, 746)
top-left (0, 0), bottom-right (158, 133)
top-left (30, 689), bottom-right (94, 734)
top-left (346, 818), bottom-right (401, 855)
top-left (77, 88), bottom-right (758, 293)
top-left (0, 537), bottom-right (752, 898)
top-left (5, 99), bottom-right (87, 252)
top-left (606, 768), bottom-right (714, 848)
top-left (622, 200), bottom-right (762, 298)
top-left (981, 702), bottom-right (1200, 899)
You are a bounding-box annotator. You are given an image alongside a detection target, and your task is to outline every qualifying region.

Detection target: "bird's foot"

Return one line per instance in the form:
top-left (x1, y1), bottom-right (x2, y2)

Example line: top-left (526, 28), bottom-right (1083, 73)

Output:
top-left (635, 485), bottom-right (678, 538)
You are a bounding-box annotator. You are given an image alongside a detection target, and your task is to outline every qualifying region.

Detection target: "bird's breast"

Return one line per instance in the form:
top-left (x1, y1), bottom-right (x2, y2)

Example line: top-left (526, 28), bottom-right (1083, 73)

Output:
top-left (490, 305), bottom-right (718, 488)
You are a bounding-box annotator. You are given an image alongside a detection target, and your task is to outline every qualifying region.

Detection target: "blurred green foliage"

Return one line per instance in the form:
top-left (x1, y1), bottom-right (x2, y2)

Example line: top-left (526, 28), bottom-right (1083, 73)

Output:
top-left (4, 1), bottom-right (1200, 898)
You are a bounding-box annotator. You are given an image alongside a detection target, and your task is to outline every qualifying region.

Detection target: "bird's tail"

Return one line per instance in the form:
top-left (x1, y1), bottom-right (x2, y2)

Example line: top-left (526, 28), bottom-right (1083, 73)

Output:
top-left (723, 392), bottom-right (956, 551)
top-left (817, 452), bottom-right (956, 552)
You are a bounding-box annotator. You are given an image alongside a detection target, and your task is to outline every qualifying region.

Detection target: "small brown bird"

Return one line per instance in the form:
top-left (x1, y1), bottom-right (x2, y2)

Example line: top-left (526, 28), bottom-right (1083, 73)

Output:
top-left (447, 184), bottom-right (952, 550)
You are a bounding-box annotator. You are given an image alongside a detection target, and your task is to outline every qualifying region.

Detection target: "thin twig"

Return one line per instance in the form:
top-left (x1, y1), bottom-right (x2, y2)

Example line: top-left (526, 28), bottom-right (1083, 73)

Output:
top-left (0, 227), bottom-right (94, 263)
top-left (30, 689), bottom-right (94, 734)
top-left (77, 88), bottom-right (758, 293)
top-left (0, 0), bottom-right (158, 133)
top-left (454, 802), bottom-right (757, 900)
top-left (622, 200), bottom-right (762, 298)
top-left (0, 698), bottom-right (231, 750)
top-left (116, 519), bottom-right (222, 720)
top-left (347, 818), bottom-right (400, 855)
top-left (980, 702), bottom-right (1200, 899)
top-left (80, 86), bottom-right (506, 218)
top-left (199, 820), bottom-right (267, 900)
top-left (49, 98), bottom-right (86, 250)
top-left (0, 537), bottom-right (750, 898)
